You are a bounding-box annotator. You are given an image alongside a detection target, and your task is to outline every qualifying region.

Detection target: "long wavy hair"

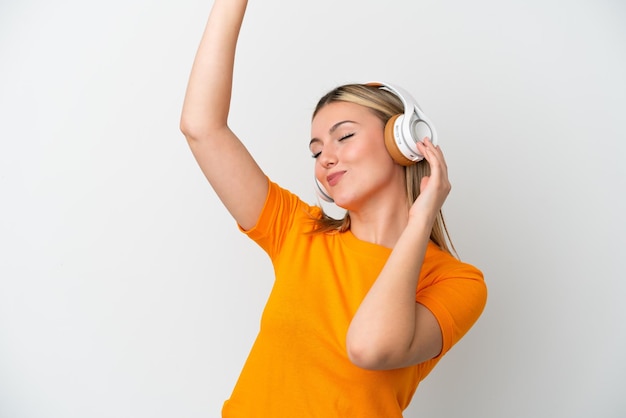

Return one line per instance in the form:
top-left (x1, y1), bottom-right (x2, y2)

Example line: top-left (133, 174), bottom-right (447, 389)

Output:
top-left (310, 83), bottom-right (457, 257)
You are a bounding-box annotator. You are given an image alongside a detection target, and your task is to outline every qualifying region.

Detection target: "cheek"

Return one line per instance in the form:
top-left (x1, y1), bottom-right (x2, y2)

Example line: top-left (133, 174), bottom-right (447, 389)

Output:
top-left (343, 138), bottom-right (376, 161)
top-left (350, 136), bottom-right (393, 166)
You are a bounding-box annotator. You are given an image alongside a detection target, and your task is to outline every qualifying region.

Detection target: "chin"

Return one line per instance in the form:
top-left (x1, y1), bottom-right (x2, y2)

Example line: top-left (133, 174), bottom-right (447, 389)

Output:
top-left (331, 195), bottom-right (359, 212)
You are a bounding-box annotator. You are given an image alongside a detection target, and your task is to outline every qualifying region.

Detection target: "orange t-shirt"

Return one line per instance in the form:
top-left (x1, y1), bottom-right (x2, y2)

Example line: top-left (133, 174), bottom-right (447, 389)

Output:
top-left (222, 180), bottom-right (487, 417)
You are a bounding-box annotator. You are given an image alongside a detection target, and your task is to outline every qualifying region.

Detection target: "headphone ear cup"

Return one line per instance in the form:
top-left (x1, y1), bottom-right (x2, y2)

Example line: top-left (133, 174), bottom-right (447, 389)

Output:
top-left (384, 114), bottom-right (415, 166)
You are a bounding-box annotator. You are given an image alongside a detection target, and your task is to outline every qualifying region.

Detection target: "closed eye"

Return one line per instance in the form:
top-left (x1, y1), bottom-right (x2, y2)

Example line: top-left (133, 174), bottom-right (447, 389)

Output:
top-left (311, 132), bottom-right (355, 158)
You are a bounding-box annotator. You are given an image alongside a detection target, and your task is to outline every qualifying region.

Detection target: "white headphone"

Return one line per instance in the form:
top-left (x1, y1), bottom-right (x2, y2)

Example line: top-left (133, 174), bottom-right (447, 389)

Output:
top-left (315, 81), bottom-right (438, 203)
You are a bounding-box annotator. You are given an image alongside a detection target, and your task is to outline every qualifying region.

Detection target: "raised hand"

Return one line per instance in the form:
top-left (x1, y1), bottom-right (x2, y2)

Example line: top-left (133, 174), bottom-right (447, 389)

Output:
top-left (409, 138), bottom-right (451, 226)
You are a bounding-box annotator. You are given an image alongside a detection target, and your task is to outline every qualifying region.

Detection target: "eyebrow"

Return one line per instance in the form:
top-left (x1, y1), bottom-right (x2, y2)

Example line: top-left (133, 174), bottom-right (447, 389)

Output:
top-left (309, 120), bottom-right (357, 148)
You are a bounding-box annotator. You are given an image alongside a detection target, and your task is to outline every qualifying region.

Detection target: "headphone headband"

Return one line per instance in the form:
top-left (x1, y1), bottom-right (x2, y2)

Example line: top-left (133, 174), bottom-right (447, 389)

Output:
top-left (315, 81), bottom-right (438, 203)
top-left (367, 81), bottom-right (438, 150)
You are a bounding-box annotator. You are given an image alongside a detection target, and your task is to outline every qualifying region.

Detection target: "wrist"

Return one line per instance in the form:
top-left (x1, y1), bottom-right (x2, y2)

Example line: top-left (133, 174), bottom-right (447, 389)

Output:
top-left (407, 211), bottom-right (437, 232)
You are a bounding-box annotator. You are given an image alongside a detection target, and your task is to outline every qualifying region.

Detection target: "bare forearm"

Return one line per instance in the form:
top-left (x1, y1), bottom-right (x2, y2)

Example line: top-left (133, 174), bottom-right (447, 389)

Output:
top-left (346, 218), bottom-right (432, 369)
top-left (179, 0), bottom-right (268, 229)
top-left (180, 0), bottom-right (248, 137)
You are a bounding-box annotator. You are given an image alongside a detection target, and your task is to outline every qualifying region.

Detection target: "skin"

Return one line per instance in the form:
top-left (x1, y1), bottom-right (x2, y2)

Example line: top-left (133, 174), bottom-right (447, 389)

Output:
top-left (310, 101), bottom-right (407, 235)
top-left (181, 0), bottom-right (449, 370)
top-left (312, 101), bottom-right (448, 369)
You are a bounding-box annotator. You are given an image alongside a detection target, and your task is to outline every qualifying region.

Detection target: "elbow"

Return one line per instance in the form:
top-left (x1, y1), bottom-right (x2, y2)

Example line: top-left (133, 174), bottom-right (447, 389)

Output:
top-left (346, 337), bottom-right (396, 371)
top-left (179, 104), bottom-right (229, 142)
top-left (179, 116), bottom-right (192, 139)
top-left (179, 116), bottom-right (205, 142)
top-left (179, 116), bottom-right (227, 144)
top-left (179, 115), bottom-right (197, 142)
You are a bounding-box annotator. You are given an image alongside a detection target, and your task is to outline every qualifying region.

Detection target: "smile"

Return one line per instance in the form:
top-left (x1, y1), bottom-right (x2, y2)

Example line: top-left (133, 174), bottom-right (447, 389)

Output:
top-left (326, 171), bottom-right (346, 187)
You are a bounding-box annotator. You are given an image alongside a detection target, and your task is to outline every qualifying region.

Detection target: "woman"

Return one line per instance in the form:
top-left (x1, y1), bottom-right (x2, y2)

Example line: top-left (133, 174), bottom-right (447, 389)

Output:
top-left (180, 0), bottom-right (487, 416)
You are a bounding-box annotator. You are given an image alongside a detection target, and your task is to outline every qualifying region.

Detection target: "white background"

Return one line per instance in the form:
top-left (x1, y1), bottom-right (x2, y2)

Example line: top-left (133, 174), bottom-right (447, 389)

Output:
top-left (1, 0), bottom-right (625, 417)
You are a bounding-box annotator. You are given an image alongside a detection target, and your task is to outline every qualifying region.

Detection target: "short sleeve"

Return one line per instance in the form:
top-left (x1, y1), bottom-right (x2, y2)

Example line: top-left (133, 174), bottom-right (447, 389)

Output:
top-left (238, 178), bottom-right (316, 259)
top-left (416, 260), bottom-right (487, 358)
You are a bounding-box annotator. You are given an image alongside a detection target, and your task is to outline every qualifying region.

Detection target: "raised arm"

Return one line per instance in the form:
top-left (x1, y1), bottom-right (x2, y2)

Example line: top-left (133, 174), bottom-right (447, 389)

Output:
top-left (180, 0), bottom-right (267, 230)
top-left (346, 139), bottom-right (450, 370)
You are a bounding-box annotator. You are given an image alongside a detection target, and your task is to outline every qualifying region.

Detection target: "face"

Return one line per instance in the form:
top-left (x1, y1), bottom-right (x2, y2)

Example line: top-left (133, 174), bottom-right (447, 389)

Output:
top-left (310, 101), bottom-right (404, 210)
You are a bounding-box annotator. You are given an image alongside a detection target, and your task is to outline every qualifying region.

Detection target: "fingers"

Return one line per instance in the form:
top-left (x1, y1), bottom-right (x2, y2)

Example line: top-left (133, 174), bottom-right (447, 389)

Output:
top-left (416, 138), bottom-right (451, 199)
top-left (417, 138), bottom-right (448, 174)
top-left (409, 138), bottom-right (451, 220)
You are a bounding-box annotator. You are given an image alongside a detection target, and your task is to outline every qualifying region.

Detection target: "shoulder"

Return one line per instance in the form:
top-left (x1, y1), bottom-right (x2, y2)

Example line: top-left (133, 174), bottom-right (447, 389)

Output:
top-left (418, 242), bottom-right (487, 355)
top-left (424, 242), bottom-right (483, 279)
top-left (243, 179), bottom-right (323, 240)
top-left (265, 180), bottom-right (323, 223)
top-left (419, 242), bottom-right (487, 305)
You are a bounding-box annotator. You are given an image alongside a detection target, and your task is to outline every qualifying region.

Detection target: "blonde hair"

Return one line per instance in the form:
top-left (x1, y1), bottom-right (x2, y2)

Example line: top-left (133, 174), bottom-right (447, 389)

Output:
top-left (311, 83), bottom-right (457, 257)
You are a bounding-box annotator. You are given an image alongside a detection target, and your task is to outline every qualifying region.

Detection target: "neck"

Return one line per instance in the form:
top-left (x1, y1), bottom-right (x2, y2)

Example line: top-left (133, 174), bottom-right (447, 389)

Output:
top-left (348, 197), bottom-right (409, 248)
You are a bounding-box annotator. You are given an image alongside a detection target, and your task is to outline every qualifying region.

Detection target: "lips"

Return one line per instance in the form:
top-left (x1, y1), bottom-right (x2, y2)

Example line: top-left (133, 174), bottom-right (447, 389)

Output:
top-left (326, 171), bottom-right (346, 187)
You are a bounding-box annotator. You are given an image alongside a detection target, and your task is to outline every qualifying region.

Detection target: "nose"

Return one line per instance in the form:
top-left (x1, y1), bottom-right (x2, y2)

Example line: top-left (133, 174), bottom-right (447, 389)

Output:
top-left (319, 145), bottom-right (337, 169)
